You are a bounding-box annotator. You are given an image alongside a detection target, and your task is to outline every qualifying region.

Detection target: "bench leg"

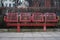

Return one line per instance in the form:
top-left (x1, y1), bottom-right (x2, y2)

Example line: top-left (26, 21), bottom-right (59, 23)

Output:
top-left (43, 25), bottom-right (46, 32)
top-left (17, 25), bottom-right (20, 32)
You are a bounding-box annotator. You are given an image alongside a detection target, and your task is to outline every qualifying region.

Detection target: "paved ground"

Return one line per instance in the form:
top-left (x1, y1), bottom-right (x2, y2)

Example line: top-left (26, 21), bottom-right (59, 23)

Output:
top-left (0, 32), bottom-right (60, 40)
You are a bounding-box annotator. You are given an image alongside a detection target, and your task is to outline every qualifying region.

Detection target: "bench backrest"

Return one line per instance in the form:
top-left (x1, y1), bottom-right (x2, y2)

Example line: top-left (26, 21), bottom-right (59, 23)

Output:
top-left (20, 13), bottom-right (31, 22)
top-left (44, 13), bottom-right (57, 22)
top-left (6, 13), bottom-right (18, 22)
top-left (32, 12), bottom-right (44, 22)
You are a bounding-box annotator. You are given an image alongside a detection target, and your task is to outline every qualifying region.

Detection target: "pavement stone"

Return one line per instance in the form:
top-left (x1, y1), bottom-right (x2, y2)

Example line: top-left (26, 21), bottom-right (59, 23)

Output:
top-left (34, 38), bottom-right (45, 40)
top-left (0, 33), bottom-right (24, 37)
top-left (0, 32), bottom-right (60, 40)
top-left (55, 38), bottom-right (60, 40)
top-left (23, 33), bottom-right (33, 37)
top-left (45, 38), bottom-right (56, 40)
top-left (0, 38), bottom-right (22, 40)
top-left (22, 38), bottom-right (34, 40)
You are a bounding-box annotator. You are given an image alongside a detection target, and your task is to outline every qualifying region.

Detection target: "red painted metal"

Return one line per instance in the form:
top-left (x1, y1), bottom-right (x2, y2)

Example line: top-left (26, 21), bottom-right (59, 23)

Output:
top-left (4, 13), bottom-right (18, 22)
top-left (20, 13), bottom-right (31, 22)
top-left (17, 23), bottom-right (20, 32)
top-left (6, 23), bottom-right (57, 32)
top-left (7, 23), bottom-right (56, 27)
top-left (32, 12), bottom-right (44, 22)
top-left (44, 13), bottom-right (58, 22)
top-left (4, 12), bottom-right (59, 32)
top-left (44, 24), bottom-right (46, 32)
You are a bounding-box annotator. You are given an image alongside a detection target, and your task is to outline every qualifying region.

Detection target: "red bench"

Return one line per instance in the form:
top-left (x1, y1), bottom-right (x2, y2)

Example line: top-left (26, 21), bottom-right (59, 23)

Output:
top-left (4, 12), bottom-right (59, 32)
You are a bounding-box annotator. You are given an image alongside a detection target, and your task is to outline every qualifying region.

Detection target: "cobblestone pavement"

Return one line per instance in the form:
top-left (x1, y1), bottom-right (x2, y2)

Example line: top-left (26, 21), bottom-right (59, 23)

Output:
top-left (0, 32), bottom-right (60, 40)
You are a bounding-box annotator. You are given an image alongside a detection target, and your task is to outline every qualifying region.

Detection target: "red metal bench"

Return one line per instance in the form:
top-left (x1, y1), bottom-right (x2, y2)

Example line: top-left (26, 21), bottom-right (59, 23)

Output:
top-left (4, 12), bottom-right (59, 32)
top-left (44, 13), bottom-right (58, 22)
